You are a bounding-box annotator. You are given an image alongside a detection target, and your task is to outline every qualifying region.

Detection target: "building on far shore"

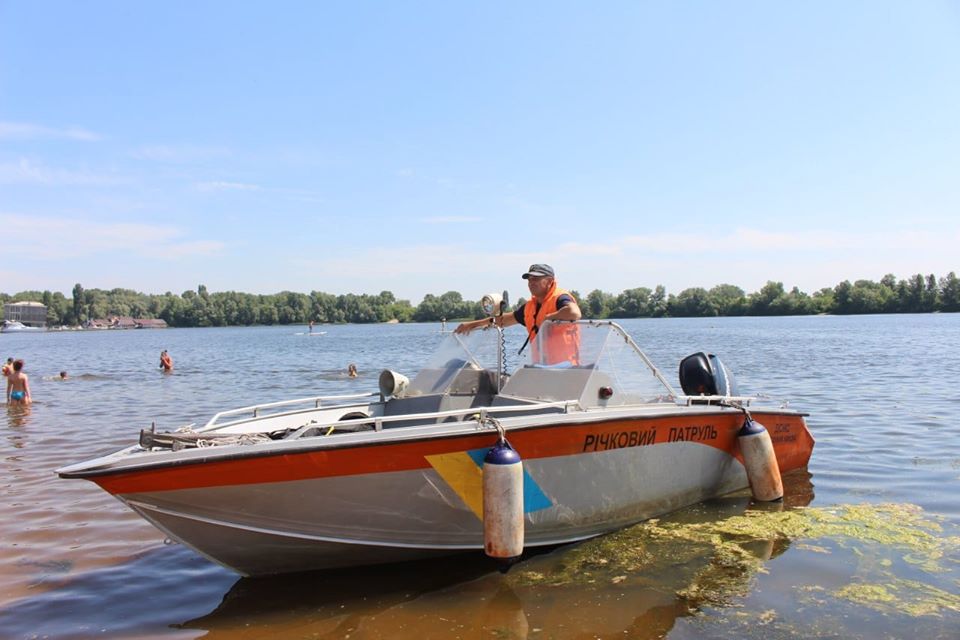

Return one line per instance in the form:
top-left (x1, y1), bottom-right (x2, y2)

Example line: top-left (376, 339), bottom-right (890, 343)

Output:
top-left (135, 318), bottom-right (168, 329)
top-left (3, 301), bottom-right (47, 328)
top-left (87, 316), bottom-right (168, 329)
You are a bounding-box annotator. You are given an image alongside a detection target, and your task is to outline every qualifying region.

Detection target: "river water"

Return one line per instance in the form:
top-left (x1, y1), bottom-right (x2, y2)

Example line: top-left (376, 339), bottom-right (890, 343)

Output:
top-left (1, 315), bottom-right (958, 639)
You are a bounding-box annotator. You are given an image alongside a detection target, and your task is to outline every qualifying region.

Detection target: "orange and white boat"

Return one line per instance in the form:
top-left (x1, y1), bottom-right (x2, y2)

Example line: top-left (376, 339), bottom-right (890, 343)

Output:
top-left (58, 320), bottom-right (814, 576)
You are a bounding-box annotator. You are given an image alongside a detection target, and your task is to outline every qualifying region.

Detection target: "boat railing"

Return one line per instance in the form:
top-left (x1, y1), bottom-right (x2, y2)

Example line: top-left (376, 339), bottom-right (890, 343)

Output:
top-left (590, 320), bottom-right (681, 398)
top-left (676, 394), bottom-right (754, 407)
top-left (202, 392), bottom-right (380, 431)
top-left (675, 394), bottom-right (796, 410)
top-left (286, 398), bottom-right (584, 438)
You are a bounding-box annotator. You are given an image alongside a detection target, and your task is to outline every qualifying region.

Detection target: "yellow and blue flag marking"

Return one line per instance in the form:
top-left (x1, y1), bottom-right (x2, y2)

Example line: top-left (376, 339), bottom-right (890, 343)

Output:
top-left (425, 447), bottom-right (553, 520)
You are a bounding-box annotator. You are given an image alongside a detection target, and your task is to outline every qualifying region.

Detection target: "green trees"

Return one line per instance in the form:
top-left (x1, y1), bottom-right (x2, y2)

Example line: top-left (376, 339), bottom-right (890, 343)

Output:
top-left (708, 284), bottom-right (748, 316)
top-left (614, 287), bottom-right (654, 317)
top-left (2, 271), bottom-right (958, 327)
top-left (669, 288), bottom-right (716, 317)
top-left (585, 289), bottom-right (614, 318)
top-left (940, 272), bottom-right (960, 312)
top-left (413, 292), bottom-right (481, 322)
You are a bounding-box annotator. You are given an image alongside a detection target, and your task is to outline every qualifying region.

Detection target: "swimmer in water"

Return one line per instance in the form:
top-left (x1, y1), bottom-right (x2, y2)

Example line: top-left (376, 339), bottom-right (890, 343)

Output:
top-left (159, 350), bottom-right (173, 372)
top-left (348, 363), bottom-right (358, 378)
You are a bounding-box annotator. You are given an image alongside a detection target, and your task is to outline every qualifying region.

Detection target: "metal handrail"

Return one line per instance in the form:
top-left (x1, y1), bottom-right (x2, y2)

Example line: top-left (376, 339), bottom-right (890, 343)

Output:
top-left (600, 320), bottom-right (681, 398)
top-left (286, 398), bottom-right (584, 438)
top-left (202, 392), bottom-right (379, 430)
top-left (676, 394), bottom-right (754, 406)
top-left (539, 319), bottom-right (680, 399)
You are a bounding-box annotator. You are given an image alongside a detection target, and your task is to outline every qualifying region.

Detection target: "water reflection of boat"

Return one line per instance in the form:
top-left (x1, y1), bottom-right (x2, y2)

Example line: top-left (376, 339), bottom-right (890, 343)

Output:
top-left (58, 320), bottom-right (814, 576)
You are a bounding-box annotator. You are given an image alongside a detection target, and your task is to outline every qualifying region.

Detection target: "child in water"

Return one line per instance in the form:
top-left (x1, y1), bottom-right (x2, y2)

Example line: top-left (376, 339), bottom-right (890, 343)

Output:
top-left (6, 359), bottom-right (31, 404)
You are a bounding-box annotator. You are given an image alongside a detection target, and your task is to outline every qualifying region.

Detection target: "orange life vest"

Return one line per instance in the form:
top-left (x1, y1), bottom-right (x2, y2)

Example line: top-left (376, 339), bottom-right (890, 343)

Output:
top-left (522, 284), bottom-right (580, 366)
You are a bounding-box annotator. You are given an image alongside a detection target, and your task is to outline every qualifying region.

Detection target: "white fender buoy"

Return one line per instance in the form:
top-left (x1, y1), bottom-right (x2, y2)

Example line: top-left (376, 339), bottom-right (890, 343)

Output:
top-left (483, 440), bottom-right (524, 566)
top-left (738, 417), bottom-right (783, 501)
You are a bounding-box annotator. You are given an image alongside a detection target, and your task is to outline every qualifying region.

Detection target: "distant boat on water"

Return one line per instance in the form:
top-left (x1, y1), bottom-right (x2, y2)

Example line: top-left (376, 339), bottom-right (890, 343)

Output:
top-left (1, 320), bottom-right (45, 333)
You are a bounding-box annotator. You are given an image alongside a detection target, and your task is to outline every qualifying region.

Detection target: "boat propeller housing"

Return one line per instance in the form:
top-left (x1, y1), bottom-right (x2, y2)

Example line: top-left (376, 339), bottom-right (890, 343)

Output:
top-left (678, 352), bottom-right (737, 397)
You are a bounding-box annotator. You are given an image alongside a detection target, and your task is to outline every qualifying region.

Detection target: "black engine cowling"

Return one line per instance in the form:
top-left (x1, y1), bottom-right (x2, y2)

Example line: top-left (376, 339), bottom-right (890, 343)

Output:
top-left (678, 352), bottom-right (737, 397)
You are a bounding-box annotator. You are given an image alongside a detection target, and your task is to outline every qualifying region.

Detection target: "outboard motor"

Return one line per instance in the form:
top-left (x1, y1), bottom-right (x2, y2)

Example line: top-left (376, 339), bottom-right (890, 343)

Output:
top-left (678, 352), bottom-right (737, 397)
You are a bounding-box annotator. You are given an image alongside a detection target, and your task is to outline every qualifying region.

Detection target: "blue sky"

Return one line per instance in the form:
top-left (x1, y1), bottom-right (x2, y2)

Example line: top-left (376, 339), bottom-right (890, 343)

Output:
top-left (2, 1), bottom-right (958, 304)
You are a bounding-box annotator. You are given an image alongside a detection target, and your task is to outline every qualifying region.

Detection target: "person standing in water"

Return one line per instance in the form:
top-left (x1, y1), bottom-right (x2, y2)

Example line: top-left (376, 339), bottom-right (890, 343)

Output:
top-left (6, 359), bottom-right (31, 405)
top-left (159, 350), bottom-right (173, 372)
top-left (347, 363), bottom-right (358, 378)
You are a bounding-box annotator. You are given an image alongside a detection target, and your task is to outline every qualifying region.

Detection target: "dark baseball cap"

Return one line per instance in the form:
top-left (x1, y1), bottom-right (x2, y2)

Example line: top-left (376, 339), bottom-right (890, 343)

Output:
top-left (522, 264), bottom-right (555, 279)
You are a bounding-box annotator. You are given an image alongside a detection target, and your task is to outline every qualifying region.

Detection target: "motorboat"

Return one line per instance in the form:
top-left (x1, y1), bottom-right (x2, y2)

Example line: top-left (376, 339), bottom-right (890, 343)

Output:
top-left (1, 320), bottom-right (45, 333)
top-left (58, 320), bottom-right (814, 576)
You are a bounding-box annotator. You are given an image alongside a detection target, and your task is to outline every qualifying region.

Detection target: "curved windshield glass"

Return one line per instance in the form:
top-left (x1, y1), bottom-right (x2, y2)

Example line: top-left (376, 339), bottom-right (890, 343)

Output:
top-left (407, 327), bottom-right (502, 395)
top-left (405, 321), bottom-right (677, 406)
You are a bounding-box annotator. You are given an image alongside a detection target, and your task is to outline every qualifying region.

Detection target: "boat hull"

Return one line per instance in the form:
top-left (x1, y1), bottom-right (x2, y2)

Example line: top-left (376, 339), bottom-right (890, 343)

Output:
top-left (0, 321), bottom-right (45, 333)
top-left (89, 410), bottom-right (813, 575)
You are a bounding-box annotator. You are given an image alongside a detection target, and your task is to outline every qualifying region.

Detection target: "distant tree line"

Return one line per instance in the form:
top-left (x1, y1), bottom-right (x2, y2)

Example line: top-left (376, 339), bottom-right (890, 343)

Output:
top-left (1, 272), bottom-right (957, 327)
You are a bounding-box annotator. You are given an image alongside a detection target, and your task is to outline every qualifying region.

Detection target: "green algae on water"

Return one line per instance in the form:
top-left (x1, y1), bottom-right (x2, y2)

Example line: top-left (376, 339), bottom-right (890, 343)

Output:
top-left (509, 503), bottom-right (960, 617)
top-left (835, 578), bottom-right (960, 616)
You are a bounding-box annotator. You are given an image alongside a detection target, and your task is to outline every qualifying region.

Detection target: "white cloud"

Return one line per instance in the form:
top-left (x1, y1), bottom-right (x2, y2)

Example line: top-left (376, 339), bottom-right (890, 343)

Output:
top-left (195, 181), bottom-right (261, 192)
top-left (289, 244), bottom-right (589, 301)
top-left (553, 242), bottom-right (622, 257)
top-left (419, 216), bottom-right (483, 224)
top-left (0, 158), bottom-right (123, 186)
top-left (130, 144), bottom-right (231, 162)
top-left (161, 240), bottom-right (227, 258)
top-left (0, 121), bottom-right (100, 141)
top-left (562, 226), bottom-right (960, 295)
top-left (0, 213), bottom-right (224, 260)
top-left (291, 225), bottom-right (960, 301)
top-left (620, 227), bottom-right (954, 254)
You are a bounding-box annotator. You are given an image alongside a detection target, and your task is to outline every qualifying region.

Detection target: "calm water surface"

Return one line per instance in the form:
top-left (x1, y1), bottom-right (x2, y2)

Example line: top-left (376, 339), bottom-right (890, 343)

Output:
top-left (1, 316), bottom-right (958, 639)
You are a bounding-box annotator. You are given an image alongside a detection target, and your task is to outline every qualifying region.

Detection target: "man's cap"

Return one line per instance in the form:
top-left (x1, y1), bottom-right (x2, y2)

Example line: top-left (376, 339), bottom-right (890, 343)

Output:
top-left (522, 264), bottom-right (555, 279)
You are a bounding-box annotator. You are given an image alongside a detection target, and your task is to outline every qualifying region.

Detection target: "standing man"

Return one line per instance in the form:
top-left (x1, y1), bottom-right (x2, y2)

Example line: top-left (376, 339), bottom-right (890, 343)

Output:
top-left (159, 350), bottom-right (174, 372)
top-left (455, 263), bottom-right (582, 365)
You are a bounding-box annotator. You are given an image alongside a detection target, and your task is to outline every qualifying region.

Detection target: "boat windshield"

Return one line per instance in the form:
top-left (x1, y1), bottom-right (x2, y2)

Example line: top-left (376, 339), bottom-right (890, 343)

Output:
top-left (407, 321), bottom-right (677, 406)
top-left (406, 328), bottom-right (502, 396)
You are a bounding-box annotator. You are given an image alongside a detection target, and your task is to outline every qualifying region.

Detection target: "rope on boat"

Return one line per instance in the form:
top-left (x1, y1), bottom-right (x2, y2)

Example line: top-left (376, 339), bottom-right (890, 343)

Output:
top-left (193, 433), bottom-right (271, 448)
top-left (478, 414), bottom-right (507, 443)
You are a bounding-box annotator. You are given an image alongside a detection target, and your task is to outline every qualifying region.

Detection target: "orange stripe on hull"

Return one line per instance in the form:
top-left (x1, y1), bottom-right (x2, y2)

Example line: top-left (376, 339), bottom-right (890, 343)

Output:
top-left (753, 412), bottom-right (816, 472)
top-left (95, 412), bottom-right (813, 495)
